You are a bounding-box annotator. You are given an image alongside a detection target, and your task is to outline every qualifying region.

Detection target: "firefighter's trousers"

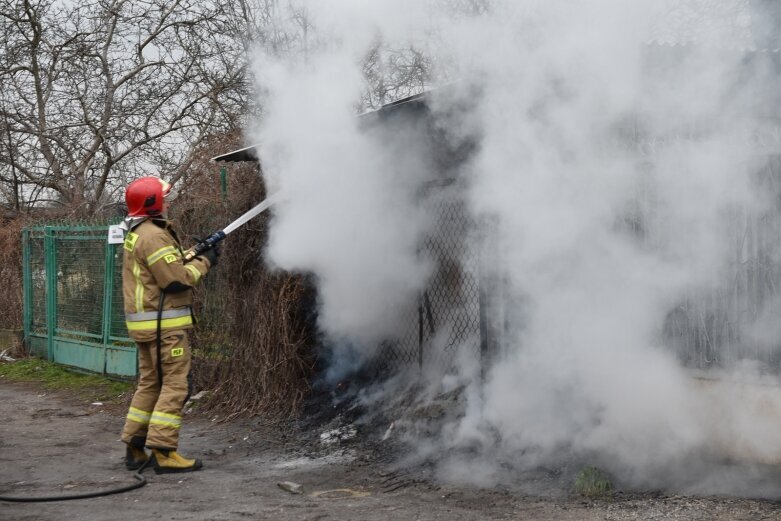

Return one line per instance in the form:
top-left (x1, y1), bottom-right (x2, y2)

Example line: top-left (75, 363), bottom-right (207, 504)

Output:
top-left (121, 330), bottom-right (191, 450)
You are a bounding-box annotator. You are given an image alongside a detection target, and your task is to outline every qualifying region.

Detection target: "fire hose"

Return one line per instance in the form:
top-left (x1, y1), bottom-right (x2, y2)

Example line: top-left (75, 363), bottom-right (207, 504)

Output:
top-left (0, 460), bottom-right (151, 503)
top-left (0, 192), bottom-right (281, 503)
top-left (183, 191), bottom-right (282, 262)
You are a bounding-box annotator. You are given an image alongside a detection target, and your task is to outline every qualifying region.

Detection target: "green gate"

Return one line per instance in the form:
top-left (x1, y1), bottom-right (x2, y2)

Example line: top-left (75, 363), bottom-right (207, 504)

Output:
top-left (22, 222), bottom-right (136, 378)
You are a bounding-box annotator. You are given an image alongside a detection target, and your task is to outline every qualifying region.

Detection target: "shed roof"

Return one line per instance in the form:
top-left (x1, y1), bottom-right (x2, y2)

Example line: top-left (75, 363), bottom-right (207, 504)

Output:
top-left (212, 91), bottom-right (431, 163)
top-left (211, 144), bottom-right (259, 163)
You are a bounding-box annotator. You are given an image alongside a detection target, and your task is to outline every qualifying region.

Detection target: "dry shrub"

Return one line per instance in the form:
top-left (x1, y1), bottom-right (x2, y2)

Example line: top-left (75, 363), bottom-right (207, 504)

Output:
top-left (174, 134), bottom-right (317, 419)
top-left (197, 270), bottom-right (315, 419)
top-left (0, 217), bottom-right (27, 330)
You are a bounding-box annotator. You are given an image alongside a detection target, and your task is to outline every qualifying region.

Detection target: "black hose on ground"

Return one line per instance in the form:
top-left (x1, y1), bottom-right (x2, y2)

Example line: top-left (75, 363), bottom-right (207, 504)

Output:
top-left (0, 458), bottom-right (150, 503)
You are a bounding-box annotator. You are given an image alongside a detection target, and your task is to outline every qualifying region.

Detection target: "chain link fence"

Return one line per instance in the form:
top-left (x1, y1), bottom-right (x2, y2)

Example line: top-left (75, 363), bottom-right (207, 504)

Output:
top-left (370, 181), bottom-right (488, 377)
top-left (366, 115), bottom-right (781, 381)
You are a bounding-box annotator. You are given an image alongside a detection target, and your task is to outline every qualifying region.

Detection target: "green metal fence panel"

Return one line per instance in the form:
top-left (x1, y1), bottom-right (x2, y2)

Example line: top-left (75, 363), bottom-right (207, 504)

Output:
top-left (44, 227), bottom-right (56, 361)
top-left (27, 232), bottom-right (46, 336)
top-left (26, 231), bottom-right (48, 359)
top-left (56, 233), bottom-right (106, 338)
top-left (22, 222), bottom-right (136, 378)
top-left (110, 247), bottom-right (130, 340)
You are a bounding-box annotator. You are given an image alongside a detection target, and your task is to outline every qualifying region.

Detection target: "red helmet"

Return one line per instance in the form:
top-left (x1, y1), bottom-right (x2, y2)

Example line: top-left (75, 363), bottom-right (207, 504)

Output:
top-left (125, 176), bottom-right (177, 217)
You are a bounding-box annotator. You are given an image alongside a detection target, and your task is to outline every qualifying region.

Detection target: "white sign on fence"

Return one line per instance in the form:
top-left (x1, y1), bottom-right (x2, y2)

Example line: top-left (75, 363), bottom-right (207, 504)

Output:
top-left (107, 224), bottom-right (125, 244)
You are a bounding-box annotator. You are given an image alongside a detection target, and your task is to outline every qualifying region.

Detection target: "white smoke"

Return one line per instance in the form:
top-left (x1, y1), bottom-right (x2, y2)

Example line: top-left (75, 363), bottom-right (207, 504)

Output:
top-left (252, 48), bottom-right (432, 356)
top-left (437, 0), bottom-right (758, 475)
top-left (251, 0), bottom-right (781, 491)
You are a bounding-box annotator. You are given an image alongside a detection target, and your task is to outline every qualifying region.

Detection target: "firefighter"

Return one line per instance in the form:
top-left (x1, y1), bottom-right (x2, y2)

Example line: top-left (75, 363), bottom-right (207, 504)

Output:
top-left (119, 176), bottom-right (219, 474)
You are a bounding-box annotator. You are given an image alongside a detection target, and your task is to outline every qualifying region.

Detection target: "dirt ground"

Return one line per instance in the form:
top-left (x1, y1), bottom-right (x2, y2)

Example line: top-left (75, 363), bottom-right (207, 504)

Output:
top-left (2, 380), bottom-right (781, 521)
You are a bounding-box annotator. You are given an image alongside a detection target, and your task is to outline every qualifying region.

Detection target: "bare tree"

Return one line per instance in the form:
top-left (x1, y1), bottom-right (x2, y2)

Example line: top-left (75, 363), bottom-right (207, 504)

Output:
top-left (219, 0), bottom-right (432, 113)
top-left (0, 0), bottom-right (247, 215)
top-left (222, 0), bottom-right (305, 58)
top-left (361, 41), bottom-right (432, 110)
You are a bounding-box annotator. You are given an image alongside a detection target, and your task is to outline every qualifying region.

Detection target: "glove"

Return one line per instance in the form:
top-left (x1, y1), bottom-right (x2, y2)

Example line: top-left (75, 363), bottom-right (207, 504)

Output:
top-left (201, 244), bottom-right (221, 267)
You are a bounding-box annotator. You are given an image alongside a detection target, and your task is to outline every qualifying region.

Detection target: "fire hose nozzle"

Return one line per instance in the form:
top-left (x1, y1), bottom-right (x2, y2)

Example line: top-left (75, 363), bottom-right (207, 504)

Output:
top-left (184, 230), bottom-right (226, 263)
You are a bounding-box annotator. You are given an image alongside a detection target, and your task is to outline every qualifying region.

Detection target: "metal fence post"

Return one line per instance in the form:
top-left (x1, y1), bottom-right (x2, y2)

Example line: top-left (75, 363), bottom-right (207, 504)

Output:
top-left (220, 166), bottom-right (228, 200)
top-left (44, 226), bottom-right (57, 361)
top-left (478, 273), bottom-right (490, 385)
top-left (417, 294), bottom-right (424, 370)
top-left (477, 214), bottom-right (500, 385)
top-left (101, 238), bottom-right (115, 375)
top-left (22, 228), bottom-right (32, 350)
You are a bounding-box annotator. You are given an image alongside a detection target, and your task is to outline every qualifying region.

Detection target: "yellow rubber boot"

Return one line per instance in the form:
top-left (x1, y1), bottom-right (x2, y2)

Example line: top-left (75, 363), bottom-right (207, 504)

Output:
top-left (125, 444), bottom-right (149, 471)
top-left (150, 449), bottom-right (203, 474)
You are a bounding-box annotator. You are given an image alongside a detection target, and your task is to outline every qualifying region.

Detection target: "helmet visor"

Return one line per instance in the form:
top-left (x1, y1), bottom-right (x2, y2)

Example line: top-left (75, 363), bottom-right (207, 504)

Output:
top-left (161, 181), bottom-right (178, 202)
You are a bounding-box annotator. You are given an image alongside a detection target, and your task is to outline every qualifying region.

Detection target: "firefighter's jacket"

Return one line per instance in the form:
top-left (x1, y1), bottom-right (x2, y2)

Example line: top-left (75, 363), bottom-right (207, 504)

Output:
top-left (122, 219), bottom-right (211, 342)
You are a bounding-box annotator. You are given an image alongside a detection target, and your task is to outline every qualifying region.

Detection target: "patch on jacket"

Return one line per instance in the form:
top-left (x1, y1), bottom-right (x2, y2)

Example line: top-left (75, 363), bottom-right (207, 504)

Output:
top-left (164, 254), bottom-right (178, 264)
top-left (124, 232), bottom-right (139, 252)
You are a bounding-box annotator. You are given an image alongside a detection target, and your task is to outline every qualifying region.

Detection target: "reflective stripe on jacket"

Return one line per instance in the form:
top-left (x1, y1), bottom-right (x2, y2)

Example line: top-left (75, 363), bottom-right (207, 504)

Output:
top-left (122, 219), bottom-right (210, 342)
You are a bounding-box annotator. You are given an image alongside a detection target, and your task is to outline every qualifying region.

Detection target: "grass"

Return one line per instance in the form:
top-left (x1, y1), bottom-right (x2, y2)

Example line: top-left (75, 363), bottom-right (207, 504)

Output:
top-left (574, 466), bottom-right (614, 499)
top-left (0, 357), bottom-right (133, 403)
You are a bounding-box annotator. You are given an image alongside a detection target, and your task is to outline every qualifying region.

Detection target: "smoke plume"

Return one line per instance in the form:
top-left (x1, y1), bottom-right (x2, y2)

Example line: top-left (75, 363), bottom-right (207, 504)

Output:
top-left (251, 0), bottom-right (781, 493)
